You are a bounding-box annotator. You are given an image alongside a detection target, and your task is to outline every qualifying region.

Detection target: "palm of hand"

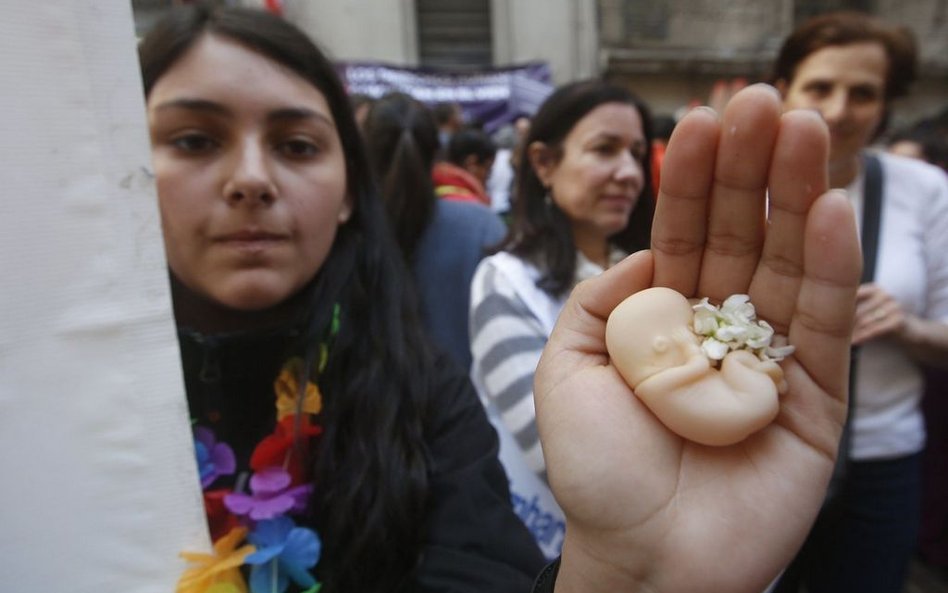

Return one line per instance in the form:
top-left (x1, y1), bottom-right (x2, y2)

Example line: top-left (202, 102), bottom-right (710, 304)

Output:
top-left (535, 86), bottom-right (861, 593)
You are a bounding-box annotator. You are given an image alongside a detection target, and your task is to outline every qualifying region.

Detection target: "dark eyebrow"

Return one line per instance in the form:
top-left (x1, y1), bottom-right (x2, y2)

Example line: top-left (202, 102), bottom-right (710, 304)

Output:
top-left (268, 107), bottom-right (336, 129)
top-left (152, 98), bottom-right (231, 116)
top-left (591, 132), bottom-right (643, 146)
top-left (591, 132), bottom-right (624, 143)
top-left (151, 100), bottom-right (336, 129)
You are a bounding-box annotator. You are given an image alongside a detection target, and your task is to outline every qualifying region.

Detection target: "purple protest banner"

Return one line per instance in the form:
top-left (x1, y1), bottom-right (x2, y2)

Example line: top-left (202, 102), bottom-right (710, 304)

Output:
top-left (337, 61), bottom-right (554, 133)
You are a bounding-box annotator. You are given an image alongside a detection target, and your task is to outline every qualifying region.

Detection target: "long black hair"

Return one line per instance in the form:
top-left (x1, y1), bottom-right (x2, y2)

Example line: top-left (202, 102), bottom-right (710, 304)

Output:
top-left (140, 6), bottom-right (433, 592)
top-left (362, 92), bottom-right (439, 262)
top-left (502, 79), bottom-right (655, 296)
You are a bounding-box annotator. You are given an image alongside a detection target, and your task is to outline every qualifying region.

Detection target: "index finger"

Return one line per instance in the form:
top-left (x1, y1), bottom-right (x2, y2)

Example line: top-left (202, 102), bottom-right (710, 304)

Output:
top-left (651, 107), bottom-right (719, 295)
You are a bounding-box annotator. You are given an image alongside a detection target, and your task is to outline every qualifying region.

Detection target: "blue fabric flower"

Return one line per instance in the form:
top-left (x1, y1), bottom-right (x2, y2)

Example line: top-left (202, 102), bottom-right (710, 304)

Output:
top-left (245, 516), bottom-right (321, 593)
top-left (194, 426), bottom-right (236, 489)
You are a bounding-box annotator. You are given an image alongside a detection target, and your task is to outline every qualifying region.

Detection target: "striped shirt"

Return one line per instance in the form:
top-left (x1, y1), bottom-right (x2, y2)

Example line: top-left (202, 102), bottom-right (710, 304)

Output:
top-left (469, 249), bottom-right (623, 480)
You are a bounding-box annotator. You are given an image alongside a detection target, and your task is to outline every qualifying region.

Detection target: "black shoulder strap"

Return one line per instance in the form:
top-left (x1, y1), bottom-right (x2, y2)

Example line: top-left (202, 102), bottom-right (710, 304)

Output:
top-left (829, 153), bottom-right (884, 504)
top-left (861, 153), bottom-right (884, 283)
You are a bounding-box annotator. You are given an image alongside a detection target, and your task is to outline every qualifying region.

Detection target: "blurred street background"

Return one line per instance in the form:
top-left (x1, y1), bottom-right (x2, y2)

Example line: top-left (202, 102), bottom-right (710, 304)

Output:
top-left (132, 0), bottom-right (946, 134)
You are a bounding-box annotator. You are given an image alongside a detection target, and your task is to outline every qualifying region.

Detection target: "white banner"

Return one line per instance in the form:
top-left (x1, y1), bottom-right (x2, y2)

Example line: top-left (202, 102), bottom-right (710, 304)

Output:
top-left (0, 2), bottom-right (207, 591)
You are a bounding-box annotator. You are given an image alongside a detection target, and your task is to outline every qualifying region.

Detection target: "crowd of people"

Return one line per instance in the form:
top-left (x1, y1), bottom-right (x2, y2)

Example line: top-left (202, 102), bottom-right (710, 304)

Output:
top-left (137, 4), bottom-right (945, 593)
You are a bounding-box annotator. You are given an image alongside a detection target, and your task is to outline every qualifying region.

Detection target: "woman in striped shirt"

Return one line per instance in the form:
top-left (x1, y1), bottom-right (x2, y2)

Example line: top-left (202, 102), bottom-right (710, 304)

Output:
top-left (469, 81), bottom-right (654, 525)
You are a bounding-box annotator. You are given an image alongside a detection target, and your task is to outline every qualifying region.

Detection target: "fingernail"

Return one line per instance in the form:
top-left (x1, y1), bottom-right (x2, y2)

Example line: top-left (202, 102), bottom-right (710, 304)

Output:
top-left (691, 105), bottom-right (719, 118)
top-left (748, 82), bottom-right (781, 98)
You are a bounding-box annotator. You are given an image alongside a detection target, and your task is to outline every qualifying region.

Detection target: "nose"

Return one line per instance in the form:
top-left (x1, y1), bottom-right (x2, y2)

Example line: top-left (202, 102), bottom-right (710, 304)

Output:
top-left (222, 137), bottom-right (277, 205)
top-left (615, 150), bottom-right (644, 190)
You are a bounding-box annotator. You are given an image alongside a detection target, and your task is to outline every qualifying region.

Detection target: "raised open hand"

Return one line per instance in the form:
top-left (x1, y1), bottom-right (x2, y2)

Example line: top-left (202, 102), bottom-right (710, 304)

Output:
top-left (534, 85), bottom-right (862, 592)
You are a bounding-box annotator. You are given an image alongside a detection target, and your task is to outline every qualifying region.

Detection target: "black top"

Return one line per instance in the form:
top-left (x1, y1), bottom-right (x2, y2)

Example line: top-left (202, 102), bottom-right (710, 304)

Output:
top-left (177, 323), bottom-right (547, 592)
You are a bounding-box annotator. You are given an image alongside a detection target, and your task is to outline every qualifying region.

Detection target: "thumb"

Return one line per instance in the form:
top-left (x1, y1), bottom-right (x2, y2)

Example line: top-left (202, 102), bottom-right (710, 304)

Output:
top-left (535, 250), bottom-right (654, 398)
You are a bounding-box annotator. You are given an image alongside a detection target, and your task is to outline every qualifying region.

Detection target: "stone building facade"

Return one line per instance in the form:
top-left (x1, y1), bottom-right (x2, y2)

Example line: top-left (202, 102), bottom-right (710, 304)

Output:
top-left (133, 0), bottom-right (946, 130)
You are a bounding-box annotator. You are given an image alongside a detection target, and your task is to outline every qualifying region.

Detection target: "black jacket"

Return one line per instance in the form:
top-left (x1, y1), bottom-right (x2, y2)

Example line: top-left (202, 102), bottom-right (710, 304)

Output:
top-left (178, 325), bottom-right (547, 592)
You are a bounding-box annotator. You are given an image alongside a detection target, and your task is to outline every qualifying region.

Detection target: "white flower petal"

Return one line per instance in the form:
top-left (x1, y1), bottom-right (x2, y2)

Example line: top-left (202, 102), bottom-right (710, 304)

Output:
top-left (688, 293), bottom-right (793, 366)
top-left (694, 314), bottom-right (718, 335)
top-left (715, 325), bottom-right (748, 342)
top-left (766, 344), bottom-right (796, 361)
top-left (701, 338), bottom-right (730, 360)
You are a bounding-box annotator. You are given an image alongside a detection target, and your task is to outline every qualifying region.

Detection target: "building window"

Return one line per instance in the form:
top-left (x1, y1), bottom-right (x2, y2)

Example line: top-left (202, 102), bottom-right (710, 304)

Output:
top-left (416, 0), bottom-right (492, 70)
top-left (794, 0), bottom-right (874, 24)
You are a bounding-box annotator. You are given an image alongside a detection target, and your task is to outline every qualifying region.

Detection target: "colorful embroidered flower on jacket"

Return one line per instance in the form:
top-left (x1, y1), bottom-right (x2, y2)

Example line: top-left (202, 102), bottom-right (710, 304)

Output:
top-left (250, 415), bottom-right (323, 484)
top-left (194, 426), bottom-right (237, 489)
top-left (245, 516), bottom-right (322, 593)
top-left (224, 467), bottom-right (313, 521)
top-left (274, 359), bottom-right (323, 421)
top-left (178, 526), bottom-right (255, 593)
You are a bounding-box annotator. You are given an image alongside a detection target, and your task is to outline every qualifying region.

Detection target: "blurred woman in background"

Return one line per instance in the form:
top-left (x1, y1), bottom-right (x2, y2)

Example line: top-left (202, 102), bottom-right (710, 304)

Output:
top-left (469, 80), bottom-right (654, 483)
top-left (772, 11), bottom-right (948, 593)
top-left (363, 92), bottom-right (506, 371)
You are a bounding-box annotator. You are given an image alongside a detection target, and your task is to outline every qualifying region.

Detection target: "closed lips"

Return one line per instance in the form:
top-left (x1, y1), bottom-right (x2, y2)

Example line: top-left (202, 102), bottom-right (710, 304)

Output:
top-left (214, 230), bottom-right (288, 242)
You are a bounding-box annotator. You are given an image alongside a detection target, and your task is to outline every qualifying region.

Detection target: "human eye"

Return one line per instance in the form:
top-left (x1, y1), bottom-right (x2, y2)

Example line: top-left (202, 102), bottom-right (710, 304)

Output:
top-left (850, 86), bottom-right (881, 104)
top-left (593, 140), bottom-right (618, 156)
top-left (276, 136), bottom-right (320, 160)
top-left (169, 132), bottom-right (218, 155)
top-left (629, 143), bottom-right (647, 163)
top-left (803, 81), bottom-right (833, 98)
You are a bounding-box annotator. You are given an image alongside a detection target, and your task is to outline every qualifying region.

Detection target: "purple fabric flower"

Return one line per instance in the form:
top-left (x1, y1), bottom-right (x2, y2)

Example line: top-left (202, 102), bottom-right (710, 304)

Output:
top-left (194, 426), bottom-right (236, 489)
top-left (245, 516), bottom-right (321, 593)
top-left (224, 467), bottom-right (312, 521)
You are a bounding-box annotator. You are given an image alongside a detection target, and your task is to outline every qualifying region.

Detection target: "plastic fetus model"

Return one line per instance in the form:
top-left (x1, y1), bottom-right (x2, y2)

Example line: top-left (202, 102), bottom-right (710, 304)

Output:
top-left (605, 287), bottom-right (788, 446)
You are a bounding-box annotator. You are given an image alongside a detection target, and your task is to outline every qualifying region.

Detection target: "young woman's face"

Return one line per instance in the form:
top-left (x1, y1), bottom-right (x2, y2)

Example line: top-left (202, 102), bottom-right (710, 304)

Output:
top-left (533, 102), bottom-right (646, 244)
top-left (779, 42), bottom-right (888, 169)
top-left (148, 34), bottom-right (351, 312)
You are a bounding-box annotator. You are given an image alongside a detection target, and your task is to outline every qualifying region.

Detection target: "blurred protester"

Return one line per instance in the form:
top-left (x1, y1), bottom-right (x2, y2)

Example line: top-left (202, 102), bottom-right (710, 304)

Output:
top-left (363, 93), bottom-right (505, 371)
top-left (886, 122), bottom-right (948, 575)
top-left (487, 126), bottom-right (517, 217)
top-left (887, 124), bottom-right (948, 171)
top-left (432, 127), bottom-right (497, 206)
top-left (487, 115), bottom-right (533, 219)
top-left (772, 11), bottom-right (948, 593)
top-left (469, 78), bottom-right (654, 495)
top-left (348, 92), bottom-right (375, 130)
top-left (433, 100), bottom-right (464, 159)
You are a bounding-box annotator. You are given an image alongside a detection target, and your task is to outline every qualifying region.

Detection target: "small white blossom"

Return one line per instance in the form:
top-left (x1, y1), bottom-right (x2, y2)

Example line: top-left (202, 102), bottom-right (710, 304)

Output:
top-left (715, 324), bottom-right (748, 343)
top-left (701, 338), bottom-right (730, 361)
top-left (690, 294), bottom-right (795, 367)
top-left (765, 334), bottom-right (795, 360)
top-left (693, 308), bottom-right (719, 335)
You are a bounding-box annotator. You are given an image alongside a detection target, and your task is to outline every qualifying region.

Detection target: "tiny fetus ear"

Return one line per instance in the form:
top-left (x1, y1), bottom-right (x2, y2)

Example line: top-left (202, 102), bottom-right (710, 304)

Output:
top-left (606, 287), bottom-right (695, 387)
